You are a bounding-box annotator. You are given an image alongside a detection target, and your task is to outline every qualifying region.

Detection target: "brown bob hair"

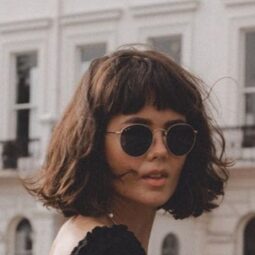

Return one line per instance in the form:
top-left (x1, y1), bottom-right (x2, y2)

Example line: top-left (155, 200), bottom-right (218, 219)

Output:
top-left (27, 47), bottom-right (229, 219)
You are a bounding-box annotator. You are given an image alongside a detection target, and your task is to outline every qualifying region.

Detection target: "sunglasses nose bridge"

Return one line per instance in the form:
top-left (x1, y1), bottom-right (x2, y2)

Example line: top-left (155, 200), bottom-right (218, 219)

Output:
top-left (150, 128), bottom-right (169, 152)
top-left (152, 128), bottom-right (168, 139)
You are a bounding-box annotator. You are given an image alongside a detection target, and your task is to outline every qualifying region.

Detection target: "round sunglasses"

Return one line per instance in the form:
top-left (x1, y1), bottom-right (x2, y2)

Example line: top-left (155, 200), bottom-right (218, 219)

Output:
top-left (106, 123), bottom-right (198, 157)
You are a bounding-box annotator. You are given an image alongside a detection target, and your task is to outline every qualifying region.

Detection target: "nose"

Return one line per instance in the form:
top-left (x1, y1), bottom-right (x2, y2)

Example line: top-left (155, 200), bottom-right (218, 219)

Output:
top-left (146, 130), bottom-right (169, 160)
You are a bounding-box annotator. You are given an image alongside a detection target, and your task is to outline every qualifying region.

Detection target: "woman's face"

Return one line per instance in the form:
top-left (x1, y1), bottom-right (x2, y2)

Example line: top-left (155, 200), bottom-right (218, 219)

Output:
top-left (104, 105), bottom-right (187, 210)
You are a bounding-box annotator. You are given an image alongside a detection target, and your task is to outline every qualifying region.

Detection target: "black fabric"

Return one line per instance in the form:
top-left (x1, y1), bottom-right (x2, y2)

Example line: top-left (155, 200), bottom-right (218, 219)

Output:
top-left (70, 224), bottom-right (146, 255)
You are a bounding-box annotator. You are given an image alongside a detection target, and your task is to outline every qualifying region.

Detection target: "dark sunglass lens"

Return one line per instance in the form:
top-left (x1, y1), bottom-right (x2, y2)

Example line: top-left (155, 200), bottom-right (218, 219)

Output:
top-left (121, 125), bottom-right (152, 156)
top-left (167, 124), bottom-right (195, 156)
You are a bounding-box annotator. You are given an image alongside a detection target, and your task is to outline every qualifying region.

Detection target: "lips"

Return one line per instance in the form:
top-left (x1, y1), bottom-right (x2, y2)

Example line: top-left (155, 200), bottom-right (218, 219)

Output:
top-left (141, 170), bottom-right (168, 179)
top-left (141, 170), bottom-right (168, 187)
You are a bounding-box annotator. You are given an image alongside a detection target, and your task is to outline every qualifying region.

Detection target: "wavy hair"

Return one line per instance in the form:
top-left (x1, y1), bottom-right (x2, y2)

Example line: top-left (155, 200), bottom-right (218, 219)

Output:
top-left (26, 47), bottom-right (229, 219)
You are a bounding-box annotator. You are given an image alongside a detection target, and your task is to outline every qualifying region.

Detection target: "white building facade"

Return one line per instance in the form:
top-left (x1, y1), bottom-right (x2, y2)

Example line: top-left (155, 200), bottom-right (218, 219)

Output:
top-left (0, 0), bottom-right (254, 254)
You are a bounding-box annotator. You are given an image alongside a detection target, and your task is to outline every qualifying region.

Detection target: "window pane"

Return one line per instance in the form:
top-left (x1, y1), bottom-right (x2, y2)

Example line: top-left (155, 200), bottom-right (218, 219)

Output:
top-left (15, 219), bottom-right (33, 255)
top-left (161, 233), bottom-right (179, 255)
top-left (14, 52), bottom-right (38, 156)
top-left (149, 35), bottom-right (182, 64)
top-left (30, 67), bottom-right (39, 138)
top-left (16, 53), bottom-right (37, 104)
top-left (17, 109), bottom-right (30, 156)
top-left (2, 141), bottom-right (19, 169)
top-left (243, 32), bottom-right (255, 147)
top-left (79, 43), bottom-right (106, 76)
top-left (245, 32), bottom-right (255, 87)
top-left (245, 93), bottom-right (255, 125)
top-left (242, 93), bottom-right (255, 147)
top-left (244, 218), bottom-right (255, 255)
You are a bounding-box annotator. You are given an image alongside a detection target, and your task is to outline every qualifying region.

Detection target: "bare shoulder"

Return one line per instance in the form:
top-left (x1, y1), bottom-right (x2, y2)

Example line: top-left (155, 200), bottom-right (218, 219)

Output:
top-left (49, 215), bottom-right (109, 255)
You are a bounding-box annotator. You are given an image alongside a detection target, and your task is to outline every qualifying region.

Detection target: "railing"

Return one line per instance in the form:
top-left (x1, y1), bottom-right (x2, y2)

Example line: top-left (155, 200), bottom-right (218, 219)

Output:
top-left (0, 138), bottom-right (41, 172)
top-left (222, 125), bottom-right (255, 162)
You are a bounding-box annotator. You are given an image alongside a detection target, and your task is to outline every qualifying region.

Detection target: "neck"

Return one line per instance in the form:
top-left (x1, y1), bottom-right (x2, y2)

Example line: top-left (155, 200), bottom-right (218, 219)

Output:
top-left (110, 196), bottom-right (156, 252)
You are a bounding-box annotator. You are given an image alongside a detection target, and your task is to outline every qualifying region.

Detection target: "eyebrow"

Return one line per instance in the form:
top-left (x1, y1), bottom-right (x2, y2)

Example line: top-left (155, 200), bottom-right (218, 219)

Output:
top-left (122, 117), bottom-right (186, 128)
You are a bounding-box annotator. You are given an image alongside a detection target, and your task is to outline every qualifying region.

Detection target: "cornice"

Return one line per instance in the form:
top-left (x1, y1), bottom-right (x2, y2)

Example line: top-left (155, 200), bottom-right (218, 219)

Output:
top-left (223, 0), bottom-right (255, 7)
top-left (0, 170), bottom-right (18, 179)
top-left (60, 8), bottom-right (122, 26)
top-left (130, 0), bottom-right (200, 17)
top-left (0, 18), bottom-right (52, 34)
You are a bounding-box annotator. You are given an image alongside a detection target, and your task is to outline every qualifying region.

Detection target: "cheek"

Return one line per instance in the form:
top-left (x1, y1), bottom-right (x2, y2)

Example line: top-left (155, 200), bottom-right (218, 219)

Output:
top-left (105, 136), bottom-right (144, 178)
top-left (105, 136), bottom-right (131, 174)
top-left (174, 155), bottom-right (186, 170)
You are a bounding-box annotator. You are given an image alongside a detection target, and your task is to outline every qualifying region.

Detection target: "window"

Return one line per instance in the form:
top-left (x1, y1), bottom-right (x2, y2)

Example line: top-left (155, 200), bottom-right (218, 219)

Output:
top-left (243, 217), bottom-right (255, 255)
top-left (161, 233), bottom-right (179, 255)
top-left (148, 35), bottom-right (182, 64)
top-left (79, 43), bottom-right (106, 78)
top-left (15, 219), bottom-right (33, 255)
top-left (243, 31), bottom-right (255, 147)
top-left (14, 52), bottom-right (38, 157)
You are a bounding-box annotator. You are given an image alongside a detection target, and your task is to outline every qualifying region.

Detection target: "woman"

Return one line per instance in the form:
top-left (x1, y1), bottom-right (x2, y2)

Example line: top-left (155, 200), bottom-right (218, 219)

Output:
top-left (28, 48), bottom-right (229, 254)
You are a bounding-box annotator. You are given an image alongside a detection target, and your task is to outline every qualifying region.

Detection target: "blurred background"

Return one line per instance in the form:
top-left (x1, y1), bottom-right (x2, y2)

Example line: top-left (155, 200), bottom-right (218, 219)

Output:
top-left (0, 0), bottom-right (254, 254)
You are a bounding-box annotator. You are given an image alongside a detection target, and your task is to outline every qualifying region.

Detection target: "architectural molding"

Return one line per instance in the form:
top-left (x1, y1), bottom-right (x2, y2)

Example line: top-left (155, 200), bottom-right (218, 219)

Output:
top-left (229, 13), bottom-right (255, 28)
top-left (0, 18), bottom-right (52, 34)
top-left (230, 167), bottom-right (255, 178)
top-left (130, 0), bottom-right (200, 17)
top-left (60, 8), bottom-right (122, 26)
top-left (207, 233), bottom-right (234, 244)
top-left (223, 0), bottom-right (255, 7)
top-left (39, 113), bottom-right (56, 124)
top-left (0, 170), bottom-right (18, 179)
top-left (5, 215), bottom-right (32, 255)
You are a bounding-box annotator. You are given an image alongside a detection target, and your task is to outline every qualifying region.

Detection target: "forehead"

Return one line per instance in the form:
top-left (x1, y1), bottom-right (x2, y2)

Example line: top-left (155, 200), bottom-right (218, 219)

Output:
top-left (107, 105), bottom-right (186, 129)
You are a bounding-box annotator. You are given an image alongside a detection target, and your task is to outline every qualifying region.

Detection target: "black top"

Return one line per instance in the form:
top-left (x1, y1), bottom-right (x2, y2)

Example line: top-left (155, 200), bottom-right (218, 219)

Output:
top-left (70, 224), bottom-right (146, 255)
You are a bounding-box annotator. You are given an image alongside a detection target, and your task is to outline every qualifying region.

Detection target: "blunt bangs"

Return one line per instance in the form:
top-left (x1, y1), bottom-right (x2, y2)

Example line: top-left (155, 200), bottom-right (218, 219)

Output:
top-left (93, 51), bottom-right (201, 120)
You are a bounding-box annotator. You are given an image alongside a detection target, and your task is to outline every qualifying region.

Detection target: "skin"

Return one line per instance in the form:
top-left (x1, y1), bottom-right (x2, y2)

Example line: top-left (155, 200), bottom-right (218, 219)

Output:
top-left (50, 105), bottom-right (187, 254)
top-left (104, 105), bottom-right (187, 251)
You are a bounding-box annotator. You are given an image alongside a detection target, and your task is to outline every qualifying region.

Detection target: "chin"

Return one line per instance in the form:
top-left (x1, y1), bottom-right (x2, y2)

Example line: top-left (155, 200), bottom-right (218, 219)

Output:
top-left (141, 195), bottom-right (172, 210)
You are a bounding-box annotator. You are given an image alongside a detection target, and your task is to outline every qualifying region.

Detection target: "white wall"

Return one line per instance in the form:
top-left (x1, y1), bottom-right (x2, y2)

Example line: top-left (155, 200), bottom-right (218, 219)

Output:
top-left (0, 0), bottom-right (255, 254)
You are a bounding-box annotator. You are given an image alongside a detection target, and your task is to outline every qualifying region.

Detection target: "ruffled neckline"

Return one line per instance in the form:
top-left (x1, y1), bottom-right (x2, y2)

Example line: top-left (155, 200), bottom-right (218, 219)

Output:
top-left (70, 224), bottom-right (146, 255)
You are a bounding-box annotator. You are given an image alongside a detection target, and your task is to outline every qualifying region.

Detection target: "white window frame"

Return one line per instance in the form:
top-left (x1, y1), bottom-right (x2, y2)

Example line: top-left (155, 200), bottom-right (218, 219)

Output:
top-left (76, 42), bottom-right (107, 83)
top-left (59, 8), bottom-right (121, 112)
top-left (15, 218), bottom-right (33, 255)
top-left (13, 52), bottom-right (38, 142)
top-left (147, 34), bottom-right (183, 65)
top-left (139, 25), bottom-right (191, 68)
top-left (6, 216), bottom-right (34, 255)
top-left (226, 11), bottom-right (255, 162)
top-left (0, 18), bottom-right (50, 162)
top-left (239, 28), bottom-right (255, 128)
top-left (130, 0), bottom-right (199, 69)
top-left (225, 4), bottom-right (255, 127)
top-left (242, 31), bottom-right (255, 125)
